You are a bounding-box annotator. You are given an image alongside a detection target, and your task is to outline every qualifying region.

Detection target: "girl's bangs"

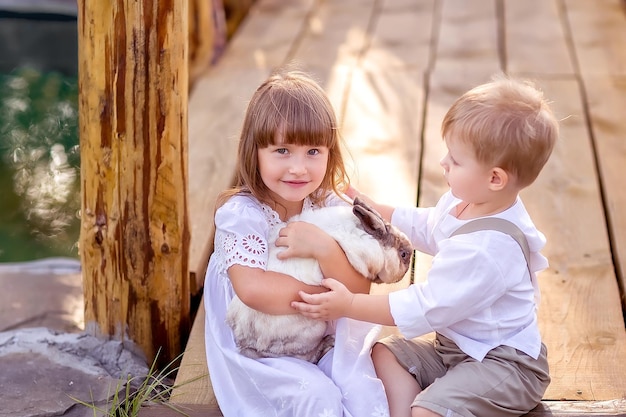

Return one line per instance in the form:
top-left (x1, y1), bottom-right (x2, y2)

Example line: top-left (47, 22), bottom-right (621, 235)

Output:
top-left (280, 114), bottom-right (335, 148)
top-left (263, 92), bottom-right (336, 148)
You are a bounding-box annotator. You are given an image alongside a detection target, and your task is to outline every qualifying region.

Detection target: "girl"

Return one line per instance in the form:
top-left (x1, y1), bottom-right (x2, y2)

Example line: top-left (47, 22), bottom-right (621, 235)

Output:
top-left (203, 70), bottom-right (389, 417)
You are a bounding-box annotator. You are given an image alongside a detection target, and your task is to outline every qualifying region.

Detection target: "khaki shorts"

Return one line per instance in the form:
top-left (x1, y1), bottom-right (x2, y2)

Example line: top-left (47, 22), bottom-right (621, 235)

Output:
top-left (377, 333), bottom-right (550, 417)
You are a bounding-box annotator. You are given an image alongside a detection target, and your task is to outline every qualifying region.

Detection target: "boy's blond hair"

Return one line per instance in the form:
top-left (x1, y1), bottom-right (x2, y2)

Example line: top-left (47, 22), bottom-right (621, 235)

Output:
top-left (441, 75), bottom-right (559, 187)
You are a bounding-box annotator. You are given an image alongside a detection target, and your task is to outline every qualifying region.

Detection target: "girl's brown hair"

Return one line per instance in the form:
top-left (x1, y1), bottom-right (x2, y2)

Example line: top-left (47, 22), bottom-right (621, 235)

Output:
top-left (441, 75), bottom-right (559, 188)
top-left (217, 70), bottom-right (350, 208)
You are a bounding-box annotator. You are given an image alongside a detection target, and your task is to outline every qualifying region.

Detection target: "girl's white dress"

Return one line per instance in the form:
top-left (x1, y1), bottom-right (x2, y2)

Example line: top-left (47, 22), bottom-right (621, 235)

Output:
top-left (204, 193), bottom-right (389, 417)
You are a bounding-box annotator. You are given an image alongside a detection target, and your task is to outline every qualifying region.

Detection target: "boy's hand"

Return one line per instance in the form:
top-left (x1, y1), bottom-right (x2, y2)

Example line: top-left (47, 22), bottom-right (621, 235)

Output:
top-left (345, 185), bottom-right (360, 200)
top-left (291, 278), bottom-right (354, 320)
top-left (275, 221), bottom-right (334, 260)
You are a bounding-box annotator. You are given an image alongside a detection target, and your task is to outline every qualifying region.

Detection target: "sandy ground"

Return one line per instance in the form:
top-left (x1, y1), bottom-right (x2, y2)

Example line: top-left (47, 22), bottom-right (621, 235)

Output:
top-left (0, 258), bottom-right (83, 333)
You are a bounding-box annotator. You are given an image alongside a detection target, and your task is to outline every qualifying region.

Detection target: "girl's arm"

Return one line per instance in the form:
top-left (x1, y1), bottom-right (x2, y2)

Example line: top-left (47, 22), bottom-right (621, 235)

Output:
top-left (275, 221), bottom-right (371, 294)
top-left (292, 278), bottom-right (396, 325)
top-left (216, 198), bottom-right (333, 315)
top-left (228, 264), bottom-right (328, 315)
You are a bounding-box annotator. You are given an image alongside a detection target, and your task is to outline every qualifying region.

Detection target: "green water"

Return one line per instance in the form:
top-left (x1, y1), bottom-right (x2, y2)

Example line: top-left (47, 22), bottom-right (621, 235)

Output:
top-left (0, 67), bottom-right (80, 262)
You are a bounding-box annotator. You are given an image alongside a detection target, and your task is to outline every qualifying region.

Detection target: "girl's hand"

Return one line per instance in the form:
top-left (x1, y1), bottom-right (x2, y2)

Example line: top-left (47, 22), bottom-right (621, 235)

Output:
top-left (291, 278), bottom-right (354, 320)
top-left (275, 221), bottom-right (334, 260)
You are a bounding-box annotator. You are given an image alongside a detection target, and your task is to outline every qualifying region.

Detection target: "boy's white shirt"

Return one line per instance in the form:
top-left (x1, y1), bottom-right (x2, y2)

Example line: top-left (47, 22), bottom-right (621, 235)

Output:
top-left (389, 190), bottom-right (548, 361)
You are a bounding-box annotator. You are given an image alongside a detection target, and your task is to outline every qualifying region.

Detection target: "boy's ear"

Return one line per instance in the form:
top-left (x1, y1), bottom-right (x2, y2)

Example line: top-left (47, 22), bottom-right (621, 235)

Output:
top-left (489, 167), bottom-right (508, 191)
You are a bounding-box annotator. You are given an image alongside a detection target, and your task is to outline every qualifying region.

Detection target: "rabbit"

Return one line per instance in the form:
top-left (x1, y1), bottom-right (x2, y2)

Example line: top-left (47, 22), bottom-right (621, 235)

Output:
top-left (225, 196), bottom-right (414, 363)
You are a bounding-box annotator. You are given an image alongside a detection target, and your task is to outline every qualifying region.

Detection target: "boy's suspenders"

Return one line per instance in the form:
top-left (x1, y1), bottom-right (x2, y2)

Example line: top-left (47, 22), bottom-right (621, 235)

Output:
top-left (450, 218), bottom-right (532, 279)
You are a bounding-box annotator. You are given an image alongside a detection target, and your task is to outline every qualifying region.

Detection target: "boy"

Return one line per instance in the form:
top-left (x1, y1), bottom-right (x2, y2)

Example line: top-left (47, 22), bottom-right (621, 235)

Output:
top-left (291, 75), bottom-right (559, 417)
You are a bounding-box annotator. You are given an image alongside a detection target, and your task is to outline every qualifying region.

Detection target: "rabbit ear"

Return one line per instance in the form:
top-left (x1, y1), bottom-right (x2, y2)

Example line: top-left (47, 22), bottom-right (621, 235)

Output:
top-left (353, 196), bottom-right (385, 221)
top-left (353, 198), bottom-right (387, 238)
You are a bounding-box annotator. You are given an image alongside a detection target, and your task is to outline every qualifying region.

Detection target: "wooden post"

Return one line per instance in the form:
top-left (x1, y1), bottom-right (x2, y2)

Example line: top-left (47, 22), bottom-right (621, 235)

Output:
top-left (77, 0), bottom-right (190, 367)
top-left (188, 0), bottom-right (217, 86)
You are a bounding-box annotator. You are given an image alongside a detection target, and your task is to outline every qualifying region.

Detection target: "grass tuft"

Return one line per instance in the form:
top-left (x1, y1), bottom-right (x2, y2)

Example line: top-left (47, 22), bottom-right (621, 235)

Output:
top-left (71, 348), bottom-right (205, 417)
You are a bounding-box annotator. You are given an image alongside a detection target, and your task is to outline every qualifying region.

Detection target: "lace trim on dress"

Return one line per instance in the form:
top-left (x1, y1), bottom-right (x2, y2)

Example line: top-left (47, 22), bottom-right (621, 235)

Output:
top-left (215, 229), bottom-right (263, 271)
top-left (303, 197), bottom-right (315, 212)
top-left (215, 197), bottom-right (317, 273)
top-left (259, 203), bottom-right (282, 228)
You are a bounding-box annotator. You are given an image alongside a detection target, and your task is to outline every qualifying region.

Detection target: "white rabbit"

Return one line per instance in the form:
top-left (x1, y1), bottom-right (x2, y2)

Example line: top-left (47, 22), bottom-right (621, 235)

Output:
top-left (226, 197), bottom-right (413, 363)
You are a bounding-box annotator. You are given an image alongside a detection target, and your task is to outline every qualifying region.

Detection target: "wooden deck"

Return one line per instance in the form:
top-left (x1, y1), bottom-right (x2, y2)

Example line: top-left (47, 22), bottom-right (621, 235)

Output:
top-left (166, 0), bottom-right (626, 415)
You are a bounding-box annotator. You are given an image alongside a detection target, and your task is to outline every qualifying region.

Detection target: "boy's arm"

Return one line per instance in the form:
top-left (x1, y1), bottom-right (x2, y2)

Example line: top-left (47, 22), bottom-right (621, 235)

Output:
top-left (346, 186), bottom-right (395, 223)
top-left (292, 278), bottom-right (396, 325)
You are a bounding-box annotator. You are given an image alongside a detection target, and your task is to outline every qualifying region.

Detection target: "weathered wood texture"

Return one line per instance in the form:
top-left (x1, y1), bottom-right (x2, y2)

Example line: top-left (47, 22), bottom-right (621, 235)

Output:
top-left (175, 0), bottom-right (626, 412)
top-left (140, 400), bottom-right (626, 417)
top-left (77, 0), bottom-right (190, 367)
top-left (170, 300), bottom-right (215, 406)
top-left (188, 0), bottom-right (217, 86)
top-left (565, 0), bottom-right (626, 306)
top-left (222, 0), bottom-right (257, 38)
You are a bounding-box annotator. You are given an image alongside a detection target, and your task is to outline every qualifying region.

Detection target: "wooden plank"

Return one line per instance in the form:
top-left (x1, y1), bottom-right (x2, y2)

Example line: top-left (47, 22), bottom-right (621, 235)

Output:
top-left (342, 0), bottom-right (434, 291)
top-left (139, 400), bottom-right (626, 417)
top-left (563, 1), bottom-right (626, 387)
top-left (288, 0), bottom-right (377, 116)
top-left (580, 75), bottom-right (626, 329)
top-left (567, 0), bottom-right (626, 332)
top-left (434, 0), bottom-right (501, 76)
top-left (563, 0), bottom-right (626, 76)
top-left (525, 400), bottom-right (626, 416)
top-left (522, 79), bottom-right (626, 400)
top-left (218, 0), bottom-right (315, 67)
top-left (170, 299), bottom-right (213, 405)
top-left (186, 0), bottom-right (315, 293)
top-left (504, 0), bottom-right (574, 75)
top-left (188, 0), bottom-right (218, 86)
top-left (344, 0), bottom-right (433, 207)
top-left (139, 403), bottom-right (222, 417)
top-left (362, 0), bottom-right (435, 71)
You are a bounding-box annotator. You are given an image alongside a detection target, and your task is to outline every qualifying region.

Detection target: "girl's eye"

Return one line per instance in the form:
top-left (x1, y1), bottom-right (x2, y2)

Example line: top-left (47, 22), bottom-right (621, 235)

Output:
top-left (276, 148), bottom-right (289, 155)
top-left (307, 148), bottom-right (320, 156)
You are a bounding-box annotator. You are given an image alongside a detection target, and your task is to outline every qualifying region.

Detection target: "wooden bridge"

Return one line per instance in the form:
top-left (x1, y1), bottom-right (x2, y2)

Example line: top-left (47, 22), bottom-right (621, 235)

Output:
top-left (144, 0), bottom-right (626, 415)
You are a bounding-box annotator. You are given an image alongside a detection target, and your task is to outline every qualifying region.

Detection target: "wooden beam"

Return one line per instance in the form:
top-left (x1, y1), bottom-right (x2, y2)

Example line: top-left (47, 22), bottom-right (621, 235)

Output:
top-left (137, 400), bottom-right (626, 417)
top-left (77, 0), bottom-right (190, 367)
top-left (138, 403), bottom-right (221, 417)
top-left (525, 400), bottom-right (626, 416)
top-left (188, 0), bottom-right (219, 87)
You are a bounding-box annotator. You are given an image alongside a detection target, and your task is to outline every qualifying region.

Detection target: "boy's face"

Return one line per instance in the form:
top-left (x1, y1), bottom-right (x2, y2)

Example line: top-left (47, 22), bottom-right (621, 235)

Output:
top-left (257, 140), bottom-right (329, 216)
top-left (440, 136), bottom-right (494, 203)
